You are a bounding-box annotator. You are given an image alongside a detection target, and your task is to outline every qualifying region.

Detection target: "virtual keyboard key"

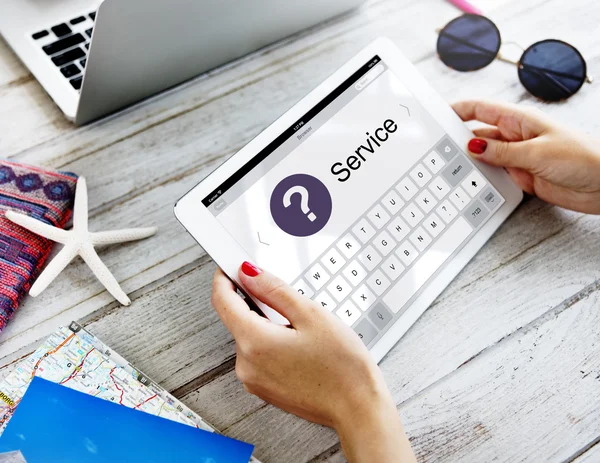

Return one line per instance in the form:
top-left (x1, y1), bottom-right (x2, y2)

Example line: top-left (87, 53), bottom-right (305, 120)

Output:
top-left (352, 284), bottom-right (376, 311)
top-left (368, 303), bottom-right (393, 330)
top-left (481, 187), bottom-right (501, 210)
top-left (373, 230), bottom-right (396, 256)
top-left (304, 263), bottom-right (330, 291)
top-left (410, 163), bottom-right (432, 187)
top-left (396, 241), bottom-right (419, 266)
top-left (69, 76), bottom-right (83, 90)
top-left (435, 136), bottom-right (458, 161)
top-left (328, 275), bottom-right (352, 302)
top-left (437, 200), bottom-right (458, 223)
top-left (429, 176), bottom-right (451, 200)
top-left (449, 186), bottom-right (470, 211)
top-left (342, 260), bottom-right (367, 286)
top-left (409, 226), bottom-right (432, 252)
top-left (442, 155), bottom-right (472, 187)
top-left (367, 204), bottom-right (390, 229)
top-left (387, 216), bottom-right (409, 242)
top-left (43, 33), bottom-right (85, 55)
top-left (424, 150), bottom-right (445, 174)
top-left (415, 190), bottom-right (437, 213)
top-left (461, 170), bottom-right (487, 197)
top-left (293, 279), bottom-right (314, 299)
top-left (315, 291), bottom-right (336, 312)
top-left (381, 190), bottom-right (404, 215)
top-left (32, 30), bottom-right (49, 40)
top-left (401, 203), bottom-right (424, 227)
top-left (358, 245), bottom-right (382, 271)
top-left (367, 270), bottom-right (391, 296)
top-left (384, 217), bottom-right (473, 313)
top-left (382, 255), bottom-right (404, 281)
top-left (424, 213), bottom-right (445, 238)
top-left (51, 23), bottom-right (72, 38)
top-left (396, 177), bottom-right (418, 201)
top-left (321, 248), bottom-right (346, 274)
top-left (464, 200), bottom-right (488, 228)
top-left (352, 218), bottom-right (376, 244)
top-left (354, 319), bottom-right (378, 346)
top-left (60, 64), bottom-right (80, 78)
top-left (336, 233), bottom-right (360, 259)
top-left (337, 301), bottom-right (361, 326)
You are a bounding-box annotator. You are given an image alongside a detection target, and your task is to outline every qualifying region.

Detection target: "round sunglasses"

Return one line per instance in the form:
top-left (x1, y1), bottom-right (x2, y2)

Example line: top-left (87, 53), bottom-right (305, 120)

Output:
top-left (436, 14), bottom-right (593, 102)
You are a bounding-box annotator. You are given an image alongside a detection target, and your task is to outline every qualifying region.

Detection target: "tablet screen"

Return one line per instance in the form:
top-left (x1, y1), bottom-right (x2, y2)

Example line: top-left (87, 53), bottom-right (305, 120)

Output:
top-left (202, 56), bottom-right (504, 320)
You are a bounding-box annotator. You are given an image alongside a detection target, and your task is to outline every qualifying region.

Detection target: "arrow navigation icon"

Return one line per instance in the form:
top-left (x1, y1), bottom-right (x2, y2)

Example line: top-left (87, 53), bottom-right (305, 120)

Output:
top-left (257, 232), bottom-right (270, 246)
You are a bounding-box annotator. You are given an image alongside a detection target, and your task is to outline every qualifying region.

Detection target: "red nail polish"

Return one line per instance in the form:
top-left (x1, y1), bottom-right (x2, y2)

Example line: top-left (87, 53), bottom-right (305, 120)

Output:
top-left (468, 138), bottom-right (488, 155)
top-left (241, 261), bottom-right (262, 277)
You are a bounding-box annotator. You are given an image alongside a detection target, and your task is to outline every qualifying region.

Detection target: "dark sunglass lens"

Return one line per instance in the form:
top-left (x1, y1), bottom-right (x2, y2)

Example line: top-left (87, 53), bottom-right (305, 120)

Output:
top-left (518, 40), bottom-right (587, 101)
top-left (437, 14), bottom-right (501, 71)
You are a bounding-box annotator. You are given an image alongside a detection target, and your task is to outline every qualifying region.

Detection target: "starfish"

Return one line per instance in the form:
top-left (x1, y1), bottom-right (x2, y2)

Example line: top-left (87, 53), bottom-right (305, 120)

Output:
top-left (5, 177), bottom-right (156, 306)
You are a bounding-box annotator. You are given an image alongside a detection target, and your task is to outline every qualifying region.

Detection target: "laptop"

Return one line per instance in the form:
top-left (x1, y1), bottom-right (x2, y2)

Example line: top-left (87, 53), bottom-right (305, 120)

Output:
top-left (0, 0), bottom-right (365, 125)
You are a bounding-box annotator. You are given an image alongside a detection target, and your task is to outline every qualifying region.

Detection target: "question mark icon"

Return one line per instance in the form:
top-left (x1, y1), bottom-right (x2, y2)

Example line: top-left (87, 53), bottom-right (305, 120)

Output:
top-left (283, 186), bottom-right (317, 222)
top-left (270, 174), bottom-right (332, 237)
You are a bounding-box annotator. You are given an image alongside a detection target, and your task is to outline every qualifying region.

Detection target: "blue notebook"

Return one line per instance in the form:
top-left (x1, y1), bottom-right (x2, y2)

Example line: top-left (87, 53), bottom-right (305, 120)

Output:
top-left (0, 377), bottom-right (254, 463)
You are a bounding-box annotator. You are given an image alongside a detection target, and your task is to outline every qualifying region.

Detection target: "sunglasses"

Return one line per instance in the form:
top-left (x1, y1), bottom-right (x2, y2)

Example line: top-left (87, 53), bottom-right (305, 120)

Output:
top-left (436, 14), bottom-right (593, 102)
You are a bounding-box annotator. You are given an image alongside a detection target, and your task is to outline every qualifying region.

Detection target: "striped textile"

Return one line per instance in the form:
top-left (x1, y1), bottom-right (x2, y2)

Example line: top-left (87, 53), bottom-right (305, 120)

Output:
top-left (0, 161), bottom-right (77, 333)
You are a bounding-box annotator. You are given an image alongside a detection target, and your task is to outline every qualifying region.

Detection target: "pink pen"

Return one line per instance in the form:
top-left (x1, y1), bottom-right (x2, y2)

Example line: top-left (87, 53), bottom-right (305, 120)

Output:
top-left (447, 0), bottom-right (482, 15)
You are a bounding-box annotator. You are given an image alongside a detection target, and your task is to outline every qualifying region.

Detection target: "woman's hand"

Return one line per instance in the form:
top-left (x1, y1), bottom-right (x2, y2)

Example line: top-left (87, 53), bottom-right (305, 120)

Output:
top-left (211, 263), bottom-right (416, 463)
top-left (453, 100), bottom-right (600, 214)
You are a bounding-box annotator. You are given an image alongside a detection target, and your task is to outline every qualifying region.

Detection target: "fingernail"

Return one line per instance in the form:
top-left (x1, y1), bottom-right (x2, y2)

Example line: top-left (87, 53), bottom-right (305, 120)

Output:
top-left (468, 138), bottom-right (488, 155)
top-left (241, 261), bottom-right (262, 277)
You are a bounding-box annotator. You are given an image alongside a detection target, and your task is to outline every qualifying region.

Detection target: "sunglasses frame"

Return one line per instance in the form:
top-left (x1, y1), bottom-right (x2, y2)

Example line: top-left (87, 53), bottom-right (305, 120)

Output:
top-left (436, 14), bottom-right (593, 100)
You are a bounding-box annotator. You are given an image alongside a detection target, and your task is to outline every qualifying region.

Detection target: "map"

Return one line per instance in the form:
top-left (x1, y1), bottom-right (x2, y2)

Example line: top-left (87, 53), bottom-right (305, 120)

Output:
top-left (0, 322), bottom-right (213, 434)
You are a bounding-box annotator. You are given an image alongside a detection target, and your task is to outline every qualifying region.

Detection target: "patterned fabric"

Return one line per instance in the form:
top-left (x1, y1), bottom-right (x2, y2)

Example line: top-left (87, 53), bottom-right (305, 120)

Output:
top-left (0, 161), bottom-right (77, 333)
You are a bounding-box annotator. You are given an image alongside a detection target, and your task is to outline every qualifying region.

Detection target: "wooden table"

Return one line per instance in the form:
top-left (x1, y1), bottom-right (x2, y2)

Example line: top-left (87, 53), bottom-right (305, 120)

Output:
top-left (1, 0), bottom-right (599, 460)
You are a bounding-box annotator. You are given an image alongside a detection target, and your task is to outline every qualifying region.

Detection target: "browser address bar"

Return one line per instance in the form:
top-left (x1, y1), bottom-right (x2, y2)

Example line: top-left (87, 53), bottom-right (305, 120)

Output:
top-left (355, 64), bottom-right (385, 91)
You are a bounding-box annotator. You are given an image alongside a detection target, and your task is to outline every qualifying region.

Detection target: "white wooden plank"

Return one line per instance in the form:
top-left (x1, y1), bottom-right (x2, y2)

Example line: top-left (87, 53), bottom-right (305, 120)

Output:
top-left (401, 287), bottom-right (600, 462)
top-left (0, 172), bottom-right (212, 361)
top-left (0, 38), bottom-right (29, 87)
top-left (572, 442), bottom-right (600, 463)
top-left (181, 370), bottom-right (266, 432)
top-left (317, 286), bottom-right (600, 463)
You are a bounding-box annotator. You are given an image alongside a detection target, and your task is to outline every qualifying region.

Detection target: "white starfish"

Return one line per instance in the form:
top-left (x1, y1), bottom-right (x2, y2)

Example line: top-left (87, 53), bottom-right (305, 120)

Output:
top-left (5, 177), bottom-right (156, 306)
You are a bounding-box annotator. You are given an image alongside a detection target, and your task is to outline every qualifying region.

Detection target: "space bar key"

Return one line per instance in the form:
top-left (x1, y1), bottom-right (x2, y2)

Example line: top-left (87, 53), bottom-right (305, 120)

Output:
top-left (383, 217), bottom-right (473, 313)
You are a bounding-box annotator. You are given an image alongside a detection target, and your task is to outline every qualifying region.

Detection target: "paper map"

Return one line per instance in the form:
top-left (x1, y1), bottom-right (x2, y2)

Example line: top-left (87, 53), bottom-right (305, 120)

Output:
top-left (0, 322), bottom-right (212, 434)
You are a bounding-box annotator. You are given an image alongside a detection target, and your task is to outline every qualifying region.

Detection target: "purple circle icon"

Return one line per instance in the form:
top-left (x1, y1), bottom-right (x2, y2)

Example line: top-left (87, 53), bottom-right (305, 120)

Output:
top-left (270, 174), bottom-right (332, 237)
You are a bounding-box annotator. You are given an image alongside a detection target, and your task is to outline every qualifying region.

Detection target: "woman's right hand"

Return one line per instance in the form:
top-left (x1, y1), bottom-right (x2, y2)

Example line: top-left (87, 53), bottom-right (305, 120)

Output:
top-left (452, 100), bottom-right (600, 214)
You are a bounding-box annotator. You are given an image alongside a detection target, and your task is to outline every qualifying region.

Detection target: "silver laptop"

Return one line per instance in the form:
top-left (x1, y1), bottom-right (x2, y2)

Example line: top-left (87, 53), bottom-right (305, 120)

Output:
top-left (0, 0), bottom-right (364, 125)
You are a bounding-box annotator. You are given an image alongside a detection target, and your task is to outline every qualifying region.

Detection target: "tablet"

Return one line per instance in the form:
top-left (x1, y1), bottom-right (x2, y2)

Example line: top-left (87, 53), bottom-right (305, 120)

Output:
top-left (175, 38), bottom-right (523, 363)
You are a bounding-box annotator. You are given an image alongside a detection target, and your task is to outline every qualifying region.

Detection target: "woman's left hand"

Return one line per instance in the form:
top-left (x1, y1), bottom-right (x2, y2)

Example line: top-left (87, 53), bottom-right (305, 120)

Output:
top-left (211, 262), bottom-right (416, 463)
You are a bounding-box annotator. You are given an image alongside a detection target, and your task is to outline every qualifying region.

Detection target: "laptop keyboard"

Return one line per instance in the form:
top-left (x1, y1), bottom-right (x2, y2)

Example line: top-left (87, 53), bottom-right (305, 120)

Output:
top-left (31, 12), bottom-right (96, 91)
top-left (291, 136), bottom-right (505, 348)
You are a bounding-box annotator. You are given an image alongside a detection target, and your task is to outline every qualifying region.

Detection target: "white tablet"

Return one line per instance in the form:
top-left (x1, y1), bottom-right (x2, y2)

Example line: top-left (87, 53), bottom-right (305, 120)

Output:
top-left (175, 38), bottom-right (523, 363)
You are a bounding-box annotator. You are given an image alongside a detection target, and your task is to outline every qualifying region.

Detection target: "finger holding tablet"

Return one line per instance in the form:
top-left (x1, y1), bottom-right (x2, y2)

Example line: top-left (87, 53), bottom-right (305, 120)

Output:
top-left (211, 263), bottom-right (416, 463)
top-left (453, 99), bottom-right (600, 214)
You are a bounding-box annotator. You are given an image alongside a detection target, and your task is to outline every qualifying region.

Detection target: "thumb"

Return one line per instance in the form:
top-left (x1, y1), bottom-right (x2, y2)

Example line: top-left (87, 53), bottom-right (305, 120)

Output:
top-left (467, 137), bottom-right (537, 171)
top-left (238, 261), bottom-right (314, 327)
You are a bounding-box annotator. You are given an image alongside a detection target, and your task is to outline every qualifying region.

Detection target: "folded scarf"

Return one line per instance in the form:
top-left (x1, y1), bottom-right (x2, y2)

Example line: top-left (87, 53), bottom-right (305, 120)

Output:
top-left (0, 161), bottom-right (77, 332)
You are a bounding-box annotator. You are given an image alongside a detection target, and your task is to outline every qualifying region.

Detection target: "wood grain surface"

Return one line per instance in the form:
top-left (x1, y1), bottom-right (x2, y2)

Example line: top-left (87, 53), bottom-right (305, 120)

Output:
top-left (1, 0), bottom-right (599, 461)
